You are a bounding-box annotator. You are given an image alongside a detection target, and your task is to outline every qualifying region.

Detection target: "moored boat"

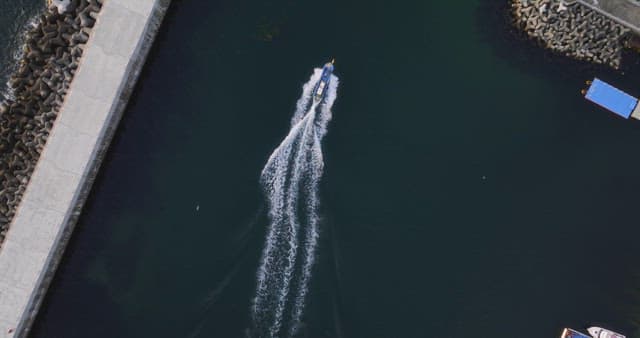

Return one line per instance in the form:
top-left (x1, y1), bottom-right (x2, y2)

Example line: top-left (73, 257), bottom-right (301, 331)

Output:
top-left (562, 328), bottom-right (592, 338)
top-left (587, 327), bottom-right (625, 338)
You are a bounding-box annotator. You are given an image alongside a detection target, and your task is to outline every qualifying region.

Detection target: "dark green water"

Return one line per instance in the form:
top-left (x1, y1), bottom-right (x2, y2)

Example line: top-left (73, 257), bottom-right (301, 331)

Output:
top-left (2, 0), bottom-right (640, 337)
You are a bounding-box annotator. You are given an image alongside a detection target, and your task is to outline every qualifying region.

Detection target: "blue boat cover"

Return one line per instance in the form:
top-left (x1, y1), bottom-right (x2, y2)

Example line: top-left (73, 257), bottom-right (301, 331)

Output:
top-left (585, 78), bottom-right (638, 119)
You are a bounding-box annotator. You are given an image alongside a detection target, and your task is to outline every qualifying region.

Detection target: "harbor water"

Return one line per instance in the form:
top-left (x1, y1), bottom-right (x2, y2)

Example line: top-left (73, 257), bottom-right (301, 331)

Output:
top-left (1, 0), bottom-right (640, 337)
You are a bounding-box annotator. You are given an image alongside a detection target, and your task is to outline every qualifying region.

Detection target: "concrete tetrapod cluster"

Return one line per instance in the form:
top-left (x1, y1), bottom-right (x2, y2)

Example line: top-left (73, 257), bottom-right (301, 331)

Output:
top-left (511, 0), bottom-right (629, 68)
top-left (0, 0), bottom-right (102, 245)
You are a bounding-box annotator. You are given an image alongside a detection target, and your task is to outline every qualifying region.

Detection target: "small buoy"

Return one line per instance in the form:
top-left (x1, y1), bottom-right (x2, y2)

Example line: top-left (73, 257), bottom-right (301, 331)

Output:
top-left (482, 175), bottom-right (487, 180)
top-left (196, 205), bottom-right (200, 211)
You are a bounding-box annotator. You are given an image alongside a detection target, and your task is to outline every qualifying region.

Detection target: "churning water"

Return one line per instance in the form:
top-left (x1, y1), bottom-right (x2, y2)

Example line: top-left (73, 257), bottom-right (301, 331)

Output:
top-left (0, 2), bottom-right (43, 102)
top-left (251, 68), bottom-right (338, 338)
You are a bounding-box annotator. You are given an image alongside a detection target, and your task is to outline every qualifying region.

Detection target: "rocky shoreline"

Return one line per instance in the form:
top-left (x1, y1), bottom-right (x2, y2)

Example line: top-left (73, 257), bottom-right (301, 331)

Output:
top-left (0, 0), bottom-right (102, 245)
top-left (510, 0), bottom-right (629, 69)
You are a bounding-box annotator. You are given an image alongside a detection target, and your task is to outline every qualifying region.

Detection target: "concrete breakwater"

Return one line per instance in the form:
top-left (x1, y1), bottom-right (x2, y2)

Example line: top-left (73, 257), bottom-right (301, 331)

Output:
top-left (510, 0), bottom-right (629, 68)
top-left (0, 0), bottom-right (102, 245)
top-left (0, 0), bottom-right (169, 336)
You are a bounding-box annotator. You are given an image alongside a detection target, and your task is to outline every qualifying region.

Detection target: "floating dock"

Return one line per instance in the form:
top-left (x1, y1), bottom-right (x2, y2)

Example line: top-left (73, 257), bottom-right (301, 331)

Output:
top-left (584, 78), bottom-right (640, 120)
top-left (0, 0), bottom-right (169, 337)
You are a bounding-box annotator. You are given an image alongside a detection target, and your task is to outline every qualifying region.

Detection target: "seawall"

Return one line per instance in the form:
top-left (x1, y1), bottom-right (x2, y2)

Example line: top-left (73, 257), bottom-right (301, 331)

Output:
top-left (0, 0), bottom-right (170, 336)
top-left (510, 0), bottom-right (628, 69)
top-left (576, 0), bottom-right (640, 34)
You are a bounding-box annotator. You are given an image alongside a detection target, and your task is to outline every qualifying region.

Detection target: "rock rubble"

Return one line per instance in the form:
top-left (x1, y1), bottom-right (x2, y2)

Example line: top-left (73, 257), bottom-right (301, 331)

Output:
top-left (0, 0), bottom-right (102, 245)
top-left (511, 0), bottom-right (629, 68)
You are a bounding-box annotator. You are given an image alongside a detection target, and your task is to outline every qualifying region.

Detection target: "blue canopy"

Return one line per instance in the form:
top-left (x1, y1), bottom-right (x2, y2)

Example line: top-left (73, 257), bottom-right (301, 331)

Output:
top-left (585, 78), bottom-right (638, 119)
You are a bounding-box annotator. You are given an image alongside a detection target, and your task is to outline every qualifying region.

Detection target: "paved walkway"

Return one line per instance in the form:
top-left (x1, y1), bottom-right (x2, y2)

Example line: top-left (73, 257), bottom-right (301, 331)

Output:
top-left (577, 0), bottom-right (640, 33)
top-left (0, 0), bottom-right (165, 336)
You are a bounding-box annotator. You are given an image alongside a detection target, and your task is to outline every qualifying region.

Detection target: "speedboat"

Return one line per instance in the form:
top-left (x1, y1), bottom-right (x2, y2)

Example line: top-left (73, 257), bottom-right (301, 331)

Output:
top-left (312, 59), bottom-right (334, 104)
top-left (587, 327), bottom-right (625, 338)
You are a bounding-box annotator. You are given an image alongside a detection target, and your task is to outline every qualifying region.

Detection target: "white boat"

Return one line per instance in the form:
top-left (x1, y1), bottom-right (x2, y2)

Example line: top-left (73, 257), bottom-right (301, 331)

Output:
top-left (587, 327), bottom-right (625, 338)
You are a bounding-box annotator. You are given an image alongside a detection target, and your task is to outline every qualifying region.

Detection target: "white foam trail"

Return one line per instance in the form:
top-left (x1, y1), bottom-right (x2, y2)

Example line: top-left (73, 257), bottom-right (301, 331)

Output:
top-left (286, 76), bottom-right (337, 337)
top-left (252, 68), bottom-right (338, 338)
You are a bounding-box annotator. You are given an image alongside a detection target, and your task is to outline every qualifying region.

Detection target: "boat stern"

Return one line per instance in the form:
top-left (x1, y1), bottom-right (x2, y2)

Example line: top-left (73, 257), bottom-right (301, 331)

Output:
top-left (587, 327), bottom-right (625, 338)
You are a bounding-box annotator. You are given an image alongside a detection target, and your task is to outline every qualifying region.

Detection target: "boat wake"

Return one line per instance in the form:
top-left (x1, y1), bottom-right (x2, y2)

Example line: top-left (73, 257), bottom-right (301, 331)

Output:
top-left (251, 67), bottom-right (338, 338)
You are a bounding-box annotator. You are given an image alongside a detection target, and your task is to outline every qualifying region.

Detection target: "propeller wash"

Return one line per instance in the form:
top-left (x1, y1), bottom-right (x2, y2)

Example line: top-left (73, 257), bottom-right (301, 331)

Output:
top-left (251, 63), bottom-right (338, 338)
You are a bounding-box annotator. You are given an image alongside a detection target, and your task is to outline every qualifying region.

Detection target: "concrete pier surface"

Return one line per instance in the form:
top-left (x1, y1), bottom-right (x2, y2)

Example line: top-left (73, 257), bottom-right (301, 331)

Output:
top-left (0, 0), bottom-right (169, 336)
top-left (577, 0), bottom-right (640, 33)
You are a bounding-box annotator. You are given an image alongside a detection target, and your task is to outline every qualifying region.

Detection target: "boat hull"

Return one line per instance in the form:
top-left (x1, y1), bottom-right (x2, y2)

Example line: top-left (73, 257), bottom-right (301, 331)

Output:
top-left (588, 327), bottom-right (625, 338)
